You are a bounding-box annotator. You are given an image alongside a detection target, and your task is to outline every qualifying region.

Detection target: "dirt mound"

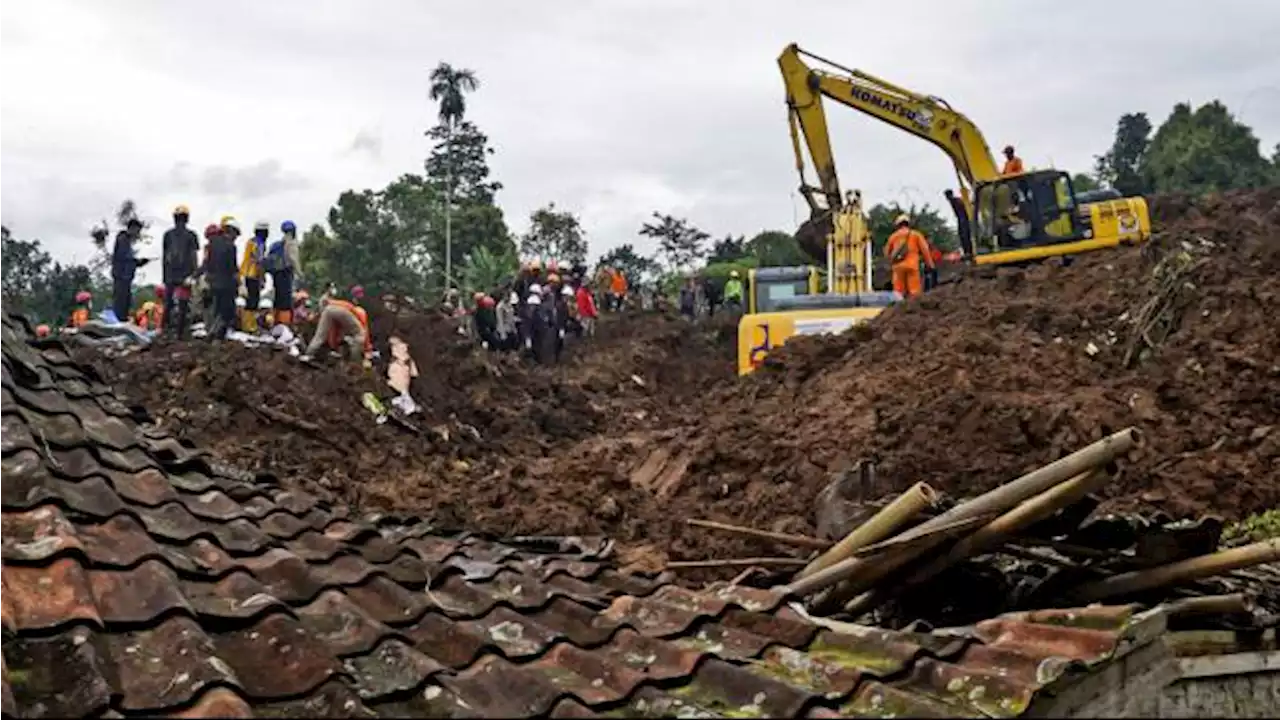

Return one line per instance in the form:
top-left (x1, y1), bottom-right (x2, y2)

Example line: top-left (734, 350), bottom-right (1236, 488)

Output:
top-left (643, 188), bottom-right (1280, 553)
top-left (84, 309), bottom-right (737, 528)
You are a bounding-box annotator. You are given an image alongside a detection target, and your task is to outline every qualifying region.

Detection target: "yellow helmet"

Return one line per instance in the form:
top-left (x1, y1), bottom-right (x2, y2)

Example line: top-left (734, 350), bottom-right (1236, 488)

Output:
top-left (173, 204), bottom-right (190, 216)
top-left (220, 215), bottom-right (240, 232)
top-left (894, 213), bottom-right (911, 226)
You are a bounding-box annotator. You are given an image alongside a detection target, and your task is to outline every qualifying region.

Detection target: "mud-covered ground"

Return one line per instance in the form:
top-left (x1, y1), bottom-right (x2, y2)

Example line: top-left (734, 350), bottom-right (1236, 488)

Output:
top-left (86, 188), bottom-right (1280, 572)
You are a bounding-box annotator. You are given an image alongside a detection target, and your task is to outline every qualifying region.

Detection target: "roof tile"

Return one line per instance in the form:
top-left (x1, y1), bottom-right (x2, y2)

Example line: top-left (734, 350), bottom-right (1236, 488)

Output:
top-left (3, 626), bottom-right (114, 718)
top-left (3, 557), bottom-right (103, 631)
top-left (88, 560), bottom-right (193, 624)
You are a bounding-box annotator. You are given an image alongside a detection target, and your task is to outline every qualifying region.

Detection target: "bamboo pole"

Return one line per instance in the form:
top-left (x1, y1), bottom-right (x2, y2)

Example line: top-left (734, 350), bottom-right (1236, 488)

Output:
top-left (685, 518), bottom-right (832, 551)
top-left (904, 465), bottom-right (1115, 586)
top-left (841, 465), bottom-right (1116, 616)
top-left (780, 515), bottom-right (991, 599)
top-left (796, 482), bottom-right (936, 580)
top-left (1069, 539), bottom-right (1280, 603)
top-left (667, 557), bottom-right (809, 570)
top-left (1165, 594), bottom-right (1250, 619)
top-left (776, 429), bottom-right (1138, 599)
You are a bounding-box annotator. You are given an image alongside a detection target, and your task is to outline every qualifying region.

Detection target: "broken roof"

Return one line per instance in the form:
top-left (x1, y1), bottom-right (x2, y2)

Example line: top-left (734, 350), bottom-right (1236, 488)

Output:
top-left (1, 312), bottom-right (1169, 718)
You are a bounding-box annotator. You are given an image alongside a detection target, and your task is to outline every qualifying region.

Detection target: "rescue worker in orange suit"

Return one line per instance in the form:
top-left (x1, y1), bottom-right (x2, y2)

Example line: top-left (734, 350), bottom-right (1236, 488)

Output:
top-left (70, 291), bottom-right (93, 328)
top-left (161, 205), bottom-right (199, 337)
top-left (608, 267), bottom-right (628, 312)
top-left (884, 214), bottom-right (935, 299)
top-left (1001, 145), bottom-right (1024, 176)
top-left (304, 293), bottom-right (371, 363)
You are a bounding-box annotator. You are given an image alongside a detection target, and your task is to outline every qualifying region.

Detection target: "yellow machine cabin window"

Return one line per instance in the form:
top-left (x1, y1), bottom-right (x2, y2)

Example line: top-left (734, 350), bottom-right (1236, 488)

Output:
top-left (972, 171), bottom-right (1085, 255)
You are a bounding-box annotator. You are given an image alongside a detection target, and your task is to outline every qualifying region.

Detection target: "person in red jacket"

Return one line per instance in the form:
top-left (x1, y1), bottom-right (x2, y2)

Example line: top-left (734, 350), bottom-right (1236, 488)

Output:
top-left (575, 280), bottom-right (598, 337)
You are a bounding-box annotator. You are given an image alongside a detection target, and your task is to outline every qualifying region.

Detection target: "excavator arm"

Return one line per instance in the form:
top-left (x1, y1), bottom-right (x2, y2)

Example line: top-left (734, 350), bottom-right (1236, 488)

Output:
top-left (780, 43), bottom-right (1002, 258)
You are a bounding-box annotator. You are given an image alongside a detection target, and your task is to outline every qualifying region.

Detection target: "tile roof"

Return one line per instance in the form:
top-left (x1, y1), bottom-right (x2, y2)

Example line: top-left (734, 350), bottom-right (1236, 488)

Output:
top-left (1, 313), bottom-right (1168, 718)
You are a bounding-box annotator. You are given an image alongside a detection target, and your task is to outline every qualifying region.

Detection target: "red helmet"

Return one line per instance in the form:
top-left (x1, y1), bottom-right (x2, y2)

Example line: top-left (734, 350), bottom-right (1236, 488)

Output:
top-left (350, 285), bottom-right (365, 300)
top-left (75, 290), bottom-right (92, 303)
top-left (479, 295), bottom-right (496, 309)
top-left (204, 224), bottom-right (220, 239)
top-left (154, 285), bottom-right (166, 298)
top-left (35, 324), bottom-right (51, 338)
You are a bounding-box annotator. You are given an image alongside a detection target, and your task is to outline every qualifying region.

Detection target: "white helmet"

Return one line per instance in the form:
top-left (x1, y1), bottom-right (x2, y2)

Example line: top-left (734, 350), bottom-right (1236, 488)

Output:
top-left (527, 294), bottom-right (542, 306)
top-left (259, 297), bottom-right (273, 310)
top-left (235, 296), bottom-right (247, 309)
top-left (528, 283), bottom-right (542, 296)
top-left (561, 285), bottom-right (574, 297)
top-left (508, 292), bottom-right (520, 305)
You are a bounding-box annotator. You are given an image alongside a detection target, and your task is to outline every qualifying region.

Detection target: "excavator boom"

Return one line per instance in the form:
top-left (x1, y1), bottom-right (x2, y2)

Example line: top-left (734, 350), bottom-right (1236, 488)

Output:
top-left (780, 43), bottom-right (1000, 245)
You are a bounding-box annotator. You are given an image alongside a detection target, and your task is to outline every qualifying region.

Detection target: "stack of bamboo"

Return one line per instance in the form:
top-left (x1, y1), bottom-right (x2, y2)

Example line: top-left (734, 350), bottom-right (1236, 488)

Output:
top-left (676, 427), bottom-right (1280, 619)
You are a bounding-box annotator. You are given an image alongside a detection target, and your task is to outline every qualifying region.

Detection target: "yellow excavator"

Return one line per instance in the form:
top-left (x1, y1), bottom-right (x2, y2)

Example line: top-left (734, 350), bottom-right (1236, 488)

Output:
top-left (737, 189), bottom-right (896, 374)
top-left (778, 43), bottom-right (1151, 267)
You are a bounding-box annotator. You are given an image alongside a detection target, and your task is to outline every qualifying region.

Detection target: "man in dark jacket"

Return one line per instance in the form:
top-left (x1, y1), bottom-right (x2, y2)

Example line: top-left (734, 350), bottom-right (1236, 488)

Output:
top-left (112, 217), bottom-right (149, 323)
top-left (196, 219), bottom-right (241, 339)
top-left (702, 275), bottom-right (722, 317)
top-left (161, 205), bottom-right (200, 337)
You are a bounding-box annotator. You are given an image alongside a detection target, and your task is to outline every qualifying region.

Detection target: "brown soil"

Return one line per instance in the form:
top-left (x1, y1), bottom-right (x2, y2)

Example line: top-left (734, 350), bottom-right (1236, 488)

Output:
top-left (84, 187), bottom-right (1280, 574)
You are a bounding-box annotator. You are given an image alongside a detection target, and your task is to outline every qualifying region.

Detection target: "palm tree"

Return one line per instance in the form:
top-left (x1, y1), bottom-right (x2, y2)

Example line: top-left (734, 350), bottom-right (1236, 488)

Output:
top-left (460, 244), bottom-right (518, 297)
top-left (427, 62), bottom-right (480, 292)
top-left (428, 63), bottom-right (479, 127)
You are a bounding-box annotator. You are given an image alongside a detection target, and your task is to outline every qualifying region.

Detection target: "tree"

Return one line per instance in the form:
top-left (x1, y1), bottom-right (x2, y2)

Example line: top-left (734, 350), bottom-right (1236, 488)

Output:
top-left (428, 63), bottom-right (479, 127)
top-left (1095, 112), bottom-right (1152, 196)
top-left (1071, 173), bottom-right (1100, 193)
top-left (639, 213), bottom-right (708, 271)
top-left (298, 223), bottom-right (338, 291)
top-left (866, 202), bottom-right (958, 254)
top-left (2, 226), bottom-right (53, 307)
top-left (596, 243), bottom-right (660, 283)
top-left (707, 234), bottom-right (747, 264)
top-left (520, 202), bottom-right (588, 266)
top-left (461, 244), bottom-right (519, 296)
top-left (1140, 101), bottom-right (1275, 193)
top-left (745, 230), bottom-right (808, 266)
top-left (427, 61), bottom-right (483, 290)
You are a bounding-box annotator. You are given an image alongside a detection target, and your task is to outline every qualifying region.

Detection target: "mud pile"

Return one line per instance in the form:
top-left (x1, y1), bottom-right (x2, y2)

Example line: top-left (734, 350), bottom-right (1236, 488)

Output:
top-left (640, 187), bottom-right (1280, 558)
top-left (85, 309), bottom-right (737, 525)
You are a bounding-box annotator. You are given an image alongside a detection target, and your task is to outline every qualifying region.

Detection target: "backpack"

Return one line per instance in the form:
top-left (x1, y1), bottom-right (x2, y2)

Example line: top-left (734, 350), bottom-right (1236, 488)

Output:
top-left (262, 241), bottom-right (287, 273)
top-left (890, 232), bottom-right (912, 263)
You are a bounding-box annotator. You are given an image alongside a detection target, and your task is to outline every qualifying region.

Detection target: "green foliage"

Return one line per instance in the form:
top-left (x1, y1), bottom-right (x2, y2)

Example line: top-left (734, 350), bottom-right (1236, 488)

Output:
top-left (520, 202), bottom-right (588, 266)
top-left (303, 61), bottom-right (512, 301)
top-left (461, 244), bottom-right (519, 296)
top-left (428, 62), bottom-right (479, 127)
top-left (865, 202), bottom-right (958, 255)
top-left (639, 213), bottom-right (709, 271)
top-left (1221, 509), bottom-right (1280, 546)
top-left (1141, 101), bottom-right (1275, 194)
top-left (596, 243), bottom-right (660, 283)
top-left (1095, 112), bottom-right (1153, 196)
top-left (745, 230), bottom-right (807, 266)
top-left (702, 257), bottom-right (758, 280)
top-left (707, 234), bottom-right (747, 264)
top-left (1, 226), bottom-right (107, 324)
top-left (1071, 173), bottom-right (1100, 193)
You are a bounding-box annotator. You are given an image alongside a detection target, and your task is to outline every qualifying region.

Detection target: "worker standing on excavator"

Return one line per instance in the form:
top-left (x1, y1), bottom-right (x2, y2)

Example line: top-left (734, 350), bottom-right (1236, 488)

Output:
top-left (884, 214), bottom-right (934, 299)
top-left (1001, 145), bottom-right (1024, 176)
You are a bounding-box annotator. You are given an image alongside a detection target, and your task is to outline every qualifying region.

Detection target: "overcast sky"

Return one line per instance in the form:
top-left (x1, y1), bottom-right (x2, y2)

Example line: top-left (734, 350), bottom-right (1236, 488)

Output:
top-left (3, 0), bottom-right (1278, 285)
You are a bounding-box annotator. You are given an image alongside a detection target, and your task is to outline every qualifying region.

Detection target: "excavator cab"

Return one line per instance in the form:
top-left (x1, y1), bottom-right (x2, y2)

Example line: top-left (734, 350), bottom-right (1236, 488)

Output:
top-left (747, 266), bottom-right (822, 314)
top-left (966, 170), bottom-right (1147, 265)
top-left (967, 170), bottom-right (1090, 263)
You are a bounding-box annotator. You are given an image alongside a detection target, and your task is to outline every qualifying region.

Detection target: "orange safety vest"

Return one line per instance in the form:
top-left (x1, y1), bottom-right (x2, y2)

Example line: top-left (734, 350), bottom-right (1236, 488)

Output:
top-left (610, 271), bottom-right (628, 294)
top-left (70, 307), bottom-right (89, 328)
top-left (1002, 156), bottom-right (1024, 175)
top-left (325, 299), bottom-right (372, 355)
top-left (885, 228), bottom-right (932, 269)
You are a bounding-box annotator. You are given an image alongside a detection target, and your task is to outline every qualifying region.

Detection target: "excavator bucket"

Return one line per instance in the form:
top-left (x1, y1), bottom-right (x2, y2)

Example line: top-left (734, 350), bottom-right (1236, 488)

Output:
top-left (795, 210), bottom-right (835, 262)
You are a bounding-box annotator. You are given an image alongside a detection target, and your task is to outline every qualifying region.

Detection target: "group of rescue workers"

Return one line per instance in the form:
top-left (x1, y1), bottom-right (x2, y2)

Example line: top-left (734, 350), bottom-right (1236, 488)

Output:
top-left (57, 206), bottom-right (378, 365)
top-left (50, 149), bottom-right (1030, 356)
top-left (463, 259), bottom-right (632, 365)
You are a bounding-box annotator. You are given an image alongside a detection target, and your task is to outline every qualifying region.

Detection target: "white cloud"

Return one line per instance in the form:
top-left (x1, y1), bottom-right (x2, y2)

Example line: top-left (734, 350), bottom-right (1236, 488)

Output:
top-left (3, 0), bottom-right (1278, 286)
